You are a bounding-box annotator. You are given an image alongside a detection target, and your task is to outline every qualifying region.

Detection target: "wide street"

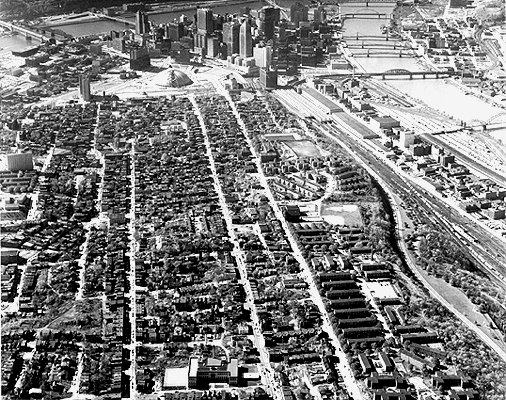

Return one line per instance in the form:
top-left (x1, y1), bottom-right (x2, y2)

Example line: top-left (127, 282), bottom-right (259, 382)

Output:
top-left (190, 94), bottom-right (284, 400)
top-left (222, 89), bottom-right (364, 400)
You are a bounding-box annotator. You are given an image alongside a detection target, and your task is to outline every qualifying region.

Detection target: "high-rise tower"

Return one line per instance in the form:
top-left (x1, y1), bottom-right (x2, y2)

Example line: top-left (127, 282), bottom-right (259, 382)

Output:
top-left (239, 19), bottom-right (252, 58)
top-left (259, 7), bottom-right (279, 40)
top-left (79, 74), bottom-right (91, 101)
top-left (290, 2), bottom-right (308, 27)
top-left (197, 8), bottom-right (214, 34)
top-left (313, 5), bottom-right (327, 23)
top-left (135, 10), bottom-right (149, 35)
top-left (223, 21), bottom-right (240, 55)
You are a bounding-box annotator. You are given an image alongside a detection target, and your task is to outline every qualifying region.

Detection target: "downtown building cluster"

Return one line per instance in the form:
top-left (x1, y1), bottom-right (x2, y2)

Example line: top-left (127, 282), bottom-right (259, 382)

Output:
top-left (102, 2), bottom-right (348, 88)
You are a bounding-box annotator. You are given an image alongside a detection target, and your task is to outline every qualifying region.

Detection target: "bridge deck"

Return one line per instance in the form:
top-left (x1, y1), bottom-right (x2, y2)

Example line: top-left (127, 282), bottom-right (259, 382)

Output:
top-left (338, 0), bottom-right (397, 2)
top-left (342, 14), bottom-right (390, 19)
top-left (0, 20), bottom-right (53, 41)
top-left (347, 43), bottom-right (409, 48)
top-left (317, 70), bottom-right (457, 79)
top-left (342, 36), bottom-right (397, 40)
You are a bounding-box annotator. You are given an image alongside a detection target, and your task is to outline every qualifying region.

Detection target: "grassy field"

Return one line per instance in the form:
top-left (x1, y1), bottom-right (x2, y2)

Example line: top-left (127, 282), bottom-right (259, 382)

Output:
top-left (421, 270), bottom-right (506, 351)
top-left (321, 203), bottom-right (363, 226)
top-left (285, 140), bottom-right (322, 158)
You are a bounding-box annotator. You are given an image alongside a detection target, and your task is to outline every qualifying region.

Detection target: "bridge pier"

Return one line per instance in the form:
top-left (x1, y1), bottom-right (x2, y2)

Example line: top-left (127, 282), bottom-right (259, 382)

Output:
top-left (382, 74), bottom-right (385, 80)
top-left (422, 73), bottom-right (426, 79)
top-left (361, 41), bottom-right (364, 49)
top-left (409, 73), bottom-right (413, 80)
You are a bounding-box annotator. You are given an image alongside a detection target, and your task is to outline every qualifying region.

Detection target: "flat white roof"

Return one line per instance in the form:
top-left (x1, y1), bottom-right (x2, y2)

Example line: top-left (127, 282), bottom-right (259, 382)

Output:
top-left (163, 367), bottom-right (189, 389)
top-left (363, 281), bottom-right (400, 300)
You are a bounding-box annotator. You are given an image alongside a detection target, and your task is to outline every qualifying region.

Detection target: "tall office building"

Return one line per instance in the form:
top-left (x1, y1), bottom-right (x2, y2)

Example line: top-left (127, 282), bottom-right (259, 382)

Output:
top-left (276, 20), bottom-right (288, 42)
top-left (260, 67), bottom-right (277, 89)
top-left (313, 5), bottom-right (327, 23)
top-left (259, 7), bottom-right (280, 40)
top-left (223, 21), bottom-right (240, 55)
top-left (194, 33), bottom-right (208, 54)
top-left (239, 19), bottom-right (252, 58)
top-left (207, 36), bottom-right (220, 57)
top-left (6, 153), bottom-right (33, 172)
top-left (253, 45), bottom-right (273, 68)
top-left (130, 47), bottom-right (151, 70)
top-left (197, 8), bottom-right (214, 34)
top-left (290, 2), bottom-right (309, 27)
top-left (167, 22), bottom-right (184, 41)
top-left (79, 74), bottom-right (91, 101)
top-left (136, 10), bottom-right (149, 35)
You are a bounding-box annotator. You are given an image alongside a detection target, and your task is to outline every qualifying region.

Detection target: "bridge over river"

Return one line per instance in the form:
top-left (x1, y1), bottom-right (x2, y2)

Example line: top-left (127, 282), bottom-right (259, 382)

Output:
top-left (0, 20), bottom-right (66, 42)
top-left (335, 0), bottom-right (398, 5)
top-left (317, 69), bottom-right (458, 80)
top-left (341, 12), bottom-right (391, 19)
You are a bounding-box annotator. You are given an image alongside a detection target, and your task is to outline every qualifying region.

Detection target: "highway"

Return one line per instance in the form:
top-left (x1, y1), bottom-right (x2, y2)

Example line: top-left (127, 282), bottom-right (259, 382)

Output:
top-left (222, 90), bottom-right (365, 400)
top-left (190, 94), bottom-right (283, 400)
top-left (127, 136), bottom-right (138, 399)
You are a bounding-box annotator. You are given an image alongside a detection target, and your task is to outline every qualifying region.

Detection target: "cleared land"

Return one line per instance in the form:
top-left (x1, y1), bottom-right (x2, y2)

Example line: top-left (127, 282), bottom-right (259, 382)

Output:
top-left (321, 203), bottom-right (363, 226)
top-left (285, 140), bottom-right (322, 157)
top-left (420, 266), bottom-right (506, 352)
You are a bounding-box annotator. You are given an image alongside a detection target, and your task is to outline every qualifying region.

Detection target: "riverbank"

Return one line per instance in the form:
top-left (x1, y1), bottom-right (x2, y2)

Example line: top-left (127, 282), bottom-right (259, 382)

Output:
top-left (148, 0), bottom-right (262, 14)
top-left (447, 77), bottom-right (506, 111)
top-left (35, 0), bottom-right (264, 37)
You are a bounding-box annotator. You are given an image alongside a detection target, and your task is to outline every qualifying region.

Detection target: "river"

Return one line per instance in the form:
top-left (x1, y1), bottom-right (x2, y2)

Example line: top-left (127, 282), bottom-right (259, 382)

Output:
top-left (0, 33), bottom-right (38, 56)
top-left (341, 2), bottom-right (506, 140)
top-left (53, 20), bottom-right (129, 37)
top-left (138, 1), bottom-right (265, 25)
top-left (51, 1), bottom-right (266, 36)
top-left (3, 1), bottom-right (506, 135)
top-left (340, 3), bottom-right (422, 72)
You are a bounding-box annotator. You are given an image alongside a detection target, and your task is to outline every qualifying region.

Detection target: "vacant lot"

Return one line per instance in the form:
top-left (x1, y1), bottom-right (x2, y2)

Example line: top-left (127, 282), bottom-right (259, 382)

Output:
top-left (321, 203), bottom-right (363, 226)
top-left (285, 140), bottom-right (322, 158)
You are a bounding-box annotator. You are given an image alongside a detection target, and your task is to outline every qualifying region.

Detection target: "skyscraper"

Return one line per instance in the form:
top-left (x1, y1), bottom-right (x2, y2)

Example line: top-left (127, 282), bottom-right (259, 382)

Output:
top-left (136, 10), bottom-right (149, 35)
top-left (313, 5), bottom-right (327, 24)
top-left (260, 67), bottom-right (277, 89)
top-left (130, 46), bottom-right (151, 70)
top-left (239, 19), bottom-right (252, 58)
top-left (253, 45), bottom-right (273, 68)
top-left (259, 7), bottom-right (279, 40)
top-left (223, 21), bottom-right (240, 55)
top-left (79, 74), bottom-right (91, 101)
top-left (197, 8), bottom-right (214, 34)
top-left (168, 22), bottom-right (184, 41)
top-left (207, 36), bottom-right (220, 57)
top-left (290, 2), bottom-right (308, 27)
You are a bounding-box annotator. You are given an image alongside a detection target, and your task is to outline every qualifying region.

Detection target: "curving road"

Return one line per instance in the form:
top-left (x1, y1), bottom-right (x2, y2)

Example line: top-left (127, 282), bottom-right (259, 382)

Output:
top-left (312, 119), bottom-right (506, 363)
